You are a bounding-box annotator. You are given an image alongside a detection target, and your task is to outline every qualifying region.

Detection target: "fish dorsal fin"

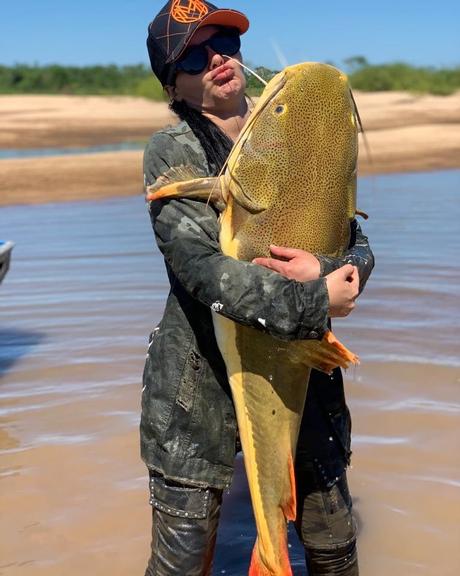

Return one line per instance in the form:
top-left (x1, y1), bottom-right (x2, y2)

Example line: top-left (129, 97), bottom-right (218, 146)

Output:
top-left (145, 165), bottom-right (226, 211)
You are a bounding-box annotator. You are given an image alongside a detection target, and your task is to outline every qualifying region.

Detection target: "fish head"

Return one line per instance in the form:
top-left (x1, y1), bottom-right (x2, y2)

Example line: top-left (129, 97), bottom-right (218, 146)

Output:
top-left (226, 62), bottom-right (358, 223)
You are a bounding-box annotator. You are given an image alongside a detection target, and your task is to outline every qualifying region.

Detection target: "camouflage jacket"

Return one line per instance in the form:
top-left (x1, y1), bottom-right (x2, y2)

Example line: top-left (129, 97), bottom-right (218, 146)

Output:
top-left (141, 120), bottom-right (374, 489)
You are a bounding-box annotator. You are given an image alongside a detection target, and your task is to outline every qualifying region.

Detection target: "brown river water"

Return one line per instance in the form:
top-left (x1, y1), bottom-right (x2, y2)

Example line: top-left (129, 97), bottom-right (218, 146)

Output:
top-left (1, 170), bottom-right (459, 575)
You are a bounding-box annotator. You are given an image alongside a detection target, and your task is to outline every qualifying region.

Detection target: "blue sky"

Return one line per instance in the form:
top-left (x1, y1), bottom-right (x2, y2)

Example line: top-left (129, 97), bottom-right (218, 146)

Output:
top-left (1, 1), bottom-right (459, 69)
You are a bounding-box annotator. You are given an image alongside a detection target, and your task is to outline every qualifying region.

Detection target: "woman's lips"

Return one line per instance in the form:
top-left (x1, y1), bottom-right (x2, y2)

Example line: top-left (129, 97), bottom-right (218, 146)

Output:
top-left (211, 65), bottom-right (235, 83)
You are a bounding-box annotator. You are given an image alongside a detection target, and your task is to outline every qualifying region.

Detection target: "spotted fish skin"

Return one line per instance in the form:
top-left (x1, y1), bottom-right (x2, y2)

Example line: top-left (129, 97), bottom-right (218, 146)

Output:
top-left (147, 62), bottom-right (359, 575)
top-left (223, 62), bottom-right (357, 262)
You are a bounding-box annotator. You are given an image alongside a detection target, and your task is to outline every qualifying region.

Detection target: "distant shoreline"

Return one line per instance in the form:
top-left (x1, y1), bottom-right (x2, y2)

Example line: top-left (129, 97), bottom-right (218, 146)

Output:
top-left (1, 92), bottom-right (460, 206)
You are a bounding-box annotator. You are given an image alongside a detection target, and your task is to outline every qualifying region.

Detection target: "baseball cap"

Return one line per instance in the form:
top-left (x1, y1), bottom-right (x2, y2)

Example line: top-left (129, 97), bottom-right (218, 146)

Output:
top-left (147, 0), bottom-right (249, 85)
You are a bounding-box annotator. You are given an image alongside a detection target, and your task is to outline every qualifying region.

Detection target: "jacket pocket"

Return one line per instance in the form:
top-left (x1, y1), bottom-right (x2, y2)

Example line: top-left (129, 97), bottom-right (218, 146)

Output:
top-left (148, 473), bottom-right (211, 519)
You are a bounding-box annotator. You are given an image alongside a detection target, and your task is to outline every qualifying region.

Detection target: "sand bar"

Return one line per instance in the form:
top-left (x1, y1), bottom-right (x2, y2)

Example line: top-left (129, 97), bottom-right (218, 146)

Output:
top-left (0, 94), bottom-right (175, 148)
top-left (1, 91), bottom-right (460, 206)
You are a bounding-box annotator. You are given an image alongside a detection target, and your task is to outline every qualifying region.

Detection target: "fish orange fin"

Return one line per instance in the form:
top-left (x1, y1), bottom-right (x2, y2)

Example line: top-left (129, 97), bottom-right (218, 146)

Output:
top-left (248, 547), bottom-right (264, 576)
top-left (281, 453), bottom-right (297, 521)
top-left (249, 541), bottom-right (293, 576)
top-left (146, 169), bottom-right (225, 210)
top-left (286, 330), bottom-right (358, 374)
top-left (323, 330), bottom-right (360, 366)
top-left (248, 454), bottom-right (296, 576)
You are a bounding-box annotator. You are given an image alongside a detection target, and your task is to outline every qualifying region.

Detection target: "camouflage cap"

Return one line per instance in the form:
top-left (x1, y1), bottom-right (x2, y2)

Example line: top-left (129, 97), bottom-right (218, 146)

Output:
top-left (147, 0), bottom-right (249, 85)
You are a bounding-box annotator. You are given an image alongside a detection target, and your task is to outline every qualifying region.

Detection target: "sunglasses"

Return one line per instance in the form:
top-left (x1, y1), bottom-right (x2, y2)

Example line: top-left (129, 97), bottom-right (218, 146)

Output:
top-left (174, 28), bottom-right (241, 76)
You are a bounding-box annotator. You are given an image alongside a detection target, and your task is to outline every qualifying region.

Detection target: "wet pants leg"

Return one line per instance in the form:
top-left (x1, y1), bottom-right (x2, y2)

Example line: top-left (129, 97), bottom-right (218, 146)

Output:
top-left (144, 472), bottom-right (223, 576)
top-left (295, 465), bottom-right (359, 576)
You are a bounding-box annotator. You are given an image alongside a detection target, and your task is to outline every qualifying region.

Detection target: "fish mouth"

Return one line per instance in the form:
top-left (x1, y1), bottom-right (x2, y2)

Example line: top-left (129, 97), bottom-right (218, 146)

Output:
top-left (225, 71), bottom-right (287, 210)
top-left (237, 72), bottom-right (287, 145)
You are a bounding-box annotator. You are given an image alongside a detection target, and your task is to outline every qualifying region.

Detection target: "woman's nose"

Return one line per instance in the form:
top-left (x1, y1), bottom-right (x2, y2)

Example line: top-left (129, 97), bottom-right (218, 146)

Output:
top-left (208, 49), bottom-right (225, 70)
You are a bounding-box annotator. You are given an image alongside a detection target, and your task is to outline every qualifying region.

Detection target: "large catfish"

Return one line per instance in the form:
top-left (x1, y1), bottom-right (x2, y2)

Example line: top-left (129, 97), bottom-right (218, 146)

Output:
top-left (147, 63), bottom-right (360, 575)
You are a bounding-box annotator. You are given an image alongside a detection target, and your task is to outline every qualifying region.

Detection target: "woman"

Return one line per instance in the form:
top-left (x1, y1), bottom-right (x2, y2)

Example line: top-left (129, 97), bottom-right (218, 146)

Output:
top-left (142, 2), bottom-right (374, 574)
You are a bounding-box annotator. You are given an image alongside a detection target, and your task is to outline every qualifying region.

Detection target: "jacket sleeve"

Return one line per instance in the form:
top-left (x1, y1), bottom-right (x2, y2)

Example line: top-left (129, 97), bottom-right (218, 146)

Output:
top-left (316, 220), bottom-right (375, 294)
top-left (150, 197), bottom-right (329, 341)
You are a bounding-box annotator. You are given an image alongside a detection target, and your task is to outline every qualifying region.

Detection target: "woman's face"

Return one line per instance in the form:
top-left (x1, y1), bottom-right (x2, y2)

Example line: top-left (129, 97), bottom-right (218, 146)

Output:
top-left (169, 26), bottom-right (247, 112)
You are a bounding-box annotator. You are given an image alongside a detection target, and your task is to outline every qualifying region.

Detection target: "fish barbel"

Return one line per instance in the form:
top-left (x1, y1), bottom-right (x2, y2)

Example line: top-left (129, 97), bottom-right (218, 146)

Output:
top-left (147, 62), bottom-right (360, 575)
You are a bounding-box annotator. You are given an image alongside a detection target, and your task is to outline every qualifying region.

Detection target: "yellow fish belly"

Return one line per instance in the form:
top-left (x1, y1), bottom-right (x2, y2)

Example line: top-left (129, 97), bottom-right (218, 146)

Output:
top-left (213, 314), bottom-right (310, 575)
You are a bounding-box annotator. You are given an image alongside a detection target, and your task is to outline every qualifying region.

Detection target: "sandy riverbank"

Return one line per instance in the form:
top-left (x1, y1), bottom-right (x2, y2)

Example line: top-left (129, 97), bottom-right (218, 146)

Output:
top-left (0, 95), bottom-right (175, 149)
top-left (1, 91), bottom-right (460, 206)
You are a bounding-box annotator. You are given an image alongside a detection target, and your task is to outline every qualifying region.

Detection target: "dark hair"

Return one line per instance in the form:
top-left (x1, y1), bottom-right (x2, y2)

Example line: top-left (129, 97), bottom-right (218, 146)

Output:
top-left (169, 99), bottom-right (233, 175)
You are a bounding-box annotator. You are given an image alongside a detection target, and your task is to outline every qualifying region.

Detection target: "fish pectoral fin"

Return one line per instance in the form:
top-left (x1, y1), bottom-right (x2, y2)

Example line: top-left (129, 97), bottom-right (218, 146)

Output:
top-left (148, 165), bottom-right (206, 190)
top-left (355, 209), bottom-right (369, 220)
top-left (286, 331), bottom-right (359, 374)
top-left (146, 168), bottom-right (226, 210)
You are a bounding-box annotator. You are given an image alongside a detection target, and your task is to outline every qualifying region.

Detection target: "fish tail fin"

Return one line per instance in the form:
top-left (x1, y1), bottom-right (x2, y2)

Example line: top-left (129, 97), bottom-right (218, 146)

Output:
top-left (248, 455), bottom-right (295, 576)
top-left (249, 539), bottom-right (293, 576)
top-left (248, 547), bottom-right (264, 576)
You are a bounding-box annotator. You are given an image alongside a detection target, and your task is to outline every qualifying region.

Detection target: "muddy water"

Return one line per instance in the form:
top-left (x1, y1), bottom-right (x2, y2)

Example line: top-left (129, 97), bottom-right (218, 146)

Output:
top-left (1, 170), bottom-right (459, 575)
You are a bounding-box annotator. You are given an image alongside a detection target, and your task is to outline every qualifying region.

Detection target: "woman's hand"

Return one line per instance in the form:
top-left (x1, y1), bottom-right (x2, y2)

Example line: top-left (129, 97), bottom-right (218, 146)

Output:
top-left (252, 245), bottom-right (321, 281)
top-left (325, 265), bottom-right (359, 317)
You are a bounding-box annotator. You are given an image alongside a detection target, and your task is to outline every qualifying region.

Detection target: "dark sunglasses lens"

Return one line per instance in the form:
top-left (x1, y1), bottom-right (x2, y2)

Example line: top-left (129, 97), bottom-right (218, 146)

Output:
top-left (209, 32), bottom-right (241, 57)
top-left (176, 31), bottom-right (241, 75)
top-left (177, 45), bottom-right (208, 75)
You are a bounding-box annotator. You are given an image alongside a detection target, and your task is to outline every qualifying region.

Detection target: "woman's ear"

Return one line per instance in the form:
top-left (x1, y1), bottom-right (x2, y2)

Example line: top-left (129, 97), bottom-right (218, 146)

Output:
top-left (164, 85), bottom-right (180, 102)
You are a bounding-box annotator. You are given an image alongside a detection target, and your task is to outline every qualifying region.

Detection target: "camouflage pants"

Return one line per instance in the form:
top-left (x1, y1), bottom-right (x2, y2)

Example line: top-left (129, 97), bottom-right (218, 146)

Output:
top-left (144, 467), bottom-right (358, 576)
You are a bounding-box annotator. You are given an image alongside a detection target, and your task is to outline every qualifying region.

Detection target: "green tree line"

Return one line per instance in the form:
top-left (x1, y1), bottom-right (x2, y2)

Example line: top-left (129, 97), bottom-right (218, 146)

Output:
top-left (0, 64), bottom-right (165, 100)
top-left (344, 56), bottom-right (460, 96)
top-left (1, 58), bottom-right (459, 99)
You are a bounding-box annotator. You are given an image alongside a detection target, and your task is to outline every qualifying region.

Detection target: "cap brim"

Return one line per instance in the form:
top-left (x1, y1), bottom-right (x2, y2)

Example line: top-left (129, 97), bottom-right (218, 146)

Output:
top-left (197, 9), bottom-right (249, 35)
top-left (170, 9), bottom-right (249, 63)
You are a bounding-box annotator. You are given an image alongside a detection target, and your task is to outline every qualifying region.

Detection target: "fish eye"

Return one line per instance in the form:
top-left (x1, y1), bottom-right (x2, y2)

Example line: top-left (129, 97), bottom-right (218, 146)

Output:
top-left (274, 104), bottom-right (285, 114)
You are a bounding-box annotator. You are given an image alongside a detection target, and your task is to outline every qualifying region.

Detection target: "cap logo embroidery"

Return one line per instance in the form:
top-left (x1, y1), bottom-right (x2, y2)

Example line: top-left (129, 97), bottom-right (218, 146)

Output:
top-left (170, 0), bottom-right (209, 24)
